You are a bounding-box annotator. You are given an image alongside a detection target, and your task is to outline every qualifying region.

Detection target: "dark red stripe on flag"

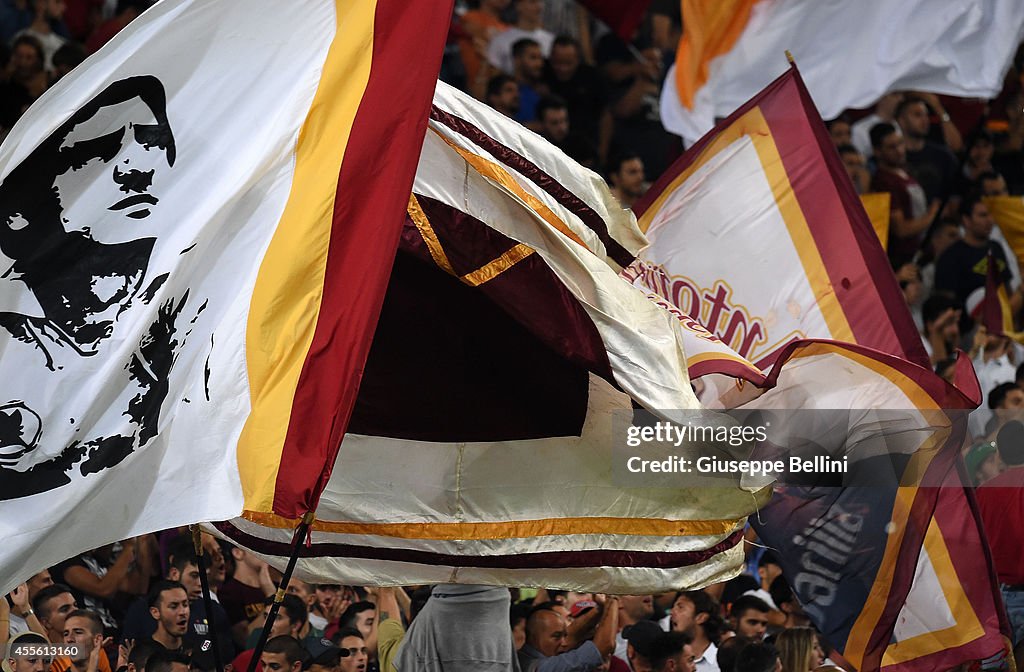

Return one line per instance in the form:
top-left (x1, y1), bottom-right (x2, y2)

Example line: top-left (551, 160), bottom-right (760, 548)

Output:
top-left (272, 0), bottom-right (454, 518)
top-left (429, 106), bottom-right (637, 269)
top-left (214, 521), bottom-right (744, 570)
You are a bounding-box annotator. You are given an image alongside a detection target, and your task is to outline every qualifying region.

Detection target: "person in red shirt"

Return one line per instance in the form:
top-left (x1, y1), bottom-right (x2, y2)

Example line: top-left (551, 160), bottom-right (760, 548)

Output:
top-left (976, 420), bottom-right (1024, 664)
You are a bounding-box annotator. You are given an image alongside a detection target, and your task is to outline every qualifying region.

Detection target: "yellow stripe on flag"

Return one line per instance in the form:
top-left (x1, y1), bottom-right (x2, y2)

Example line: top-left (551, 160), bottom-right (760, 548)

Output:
top-left (238, 0), bottom-right (378, 513)
top-left (984, 195), bottom-right (1024, 272)
top-left (860, 192), bottom-right (890, 251)
top-left (675, 0), bottom-right (758, 110)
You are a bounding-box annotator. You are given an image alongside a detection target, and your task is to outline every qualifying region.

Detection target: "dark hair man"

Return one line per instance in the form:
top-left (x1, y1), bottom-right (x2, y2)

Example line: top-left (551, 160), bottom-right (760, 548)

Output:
top-left (260, 636), bottom-right (307, 672)
top-left (668, 591), bottom-right (725, 669)
top-left (143, 650), bottom-right (189, 672)
top-left (732, 642), bottom-right (781, 672)
top-left (486, 74), bottom-right (520, 118)
top-left (333, 627), bottom-right (368, 672)
top-left (729, 596), bottom-right (771, 641)
top-left (32, 583), bottom-right (77, 644)
top-left (147, 581), bottom-right (189, 651)
top-left (607, 152), bottom-right (645, 210)
top-left (649, 631), bottom-right (696, 672)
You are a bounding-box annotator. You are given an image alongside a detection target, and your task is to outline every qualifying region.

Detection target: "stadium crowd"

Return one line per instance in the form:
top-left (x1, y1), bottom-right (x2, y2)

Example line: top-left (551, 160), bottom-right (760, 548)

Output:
top-left (4, 0), bottom-right (1024, 671)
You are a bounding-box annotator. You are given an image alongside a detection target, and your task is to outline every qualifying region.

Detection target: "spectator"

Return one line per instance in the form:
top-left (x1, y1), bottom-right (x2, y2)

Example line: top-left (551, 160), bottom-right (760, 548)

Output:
top-left (143, 649), bottom-right (189, 672)
top-left (12, 0), bottom-right (68, 72)
top-left (0, 34), bottom-right (48, 130)
top-left (744, 551), bottom-right (782, 612)
top-left (965, 441), bottom-right (1005, 486)
top-left (219, 546), bottom-right (275, 648)
top-left (614, 595), bottom-right (654, 661)
top-left (457, 0), bottom-right (510, 98)
top-left (50, 40), bottom-right (84, 80)
top-left (248, 595), bottom-right (310, 650)
top-left (869, 121), bottom-right (939, 268)
top-left (732, 642), bottom-right (780, 672)
top-left (333, 627), bottom-right (368, 672)
top-left (649, 631), bottom-right (696, 672)
top-left (774, 627), bottom-right (823, 672)
top-left (510, 37), bottom-right (545, 125)
top-left (54, 610), bottom-right (113, 672)
top-left (976, 419), bottom-right (1024, 662)
top-left (915, 219), bottom-right (961, 315)
top-left (4, 581), bottom-right (46, 638)
top-left (667, 591), bottom-right (724, 672)
top-left (919, 293), bottom-right (961, 365)
top-left (616, 620), bottom-right (661, 671)
top-left (4, 632), bottom-right (49, 672)
top-left (145, 581), bottom-right (190, 652)
top-left (0, 0), bottom-right (34, 42)
top-left (486, 73), bottom-right (520, 118)
top-left (126, 639), bottom-right (164, 672)
top-left (286, 580), bottom-right (325, 637)
top-left (302, 636), bottom-right (341, 672)
top-left (335, 601), bottom-right (375, 657)
top-left (827, 117), bottom-right (852, 148)
top-left (983, 380), bottom-right (1024, 440)
top-left (32, 584), bottom-right (78, 644)
top-left (607, 152), bottom-right (646, 210)
top-left (312, 585), bottom-right (351, 634)
top-left (851, 91), bottom-right (902, 158)
top-left (84, 0), bottom-right (149, 53)
top-left (958, 130), bottom-right (997, 197)
top-left (837, 144), bottom-right (869, 194)
top-left (537, 95), bottom-right (597, 168)
top-left (543, 35), bottom-right (609, 161)
top-left (511, 602), bottom-right (530, 651)
top-left (53, 539), bottom-right (159, 636)
top-left (715, 635), bottom-right (753, 672)
top-left (259, 636), bottom-right (306, 672)
top-left (486, 0), bottom-right (554, 75)
top-left (768, 577), bottom-right (810, 630)
top-left (518, 596), bottom-right (619, 672)
top-left (727, 596), bottom-right (770, 641)
top-left (895, 95), bottom-right (958, 203)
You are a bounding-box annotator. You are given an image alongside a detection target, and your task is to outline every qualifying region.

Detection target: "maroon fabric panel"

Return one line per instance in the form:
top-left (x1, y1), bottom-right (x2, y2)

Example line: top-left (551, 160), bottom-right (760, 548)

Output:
top-left (429, 106), bottom-right (636, 269)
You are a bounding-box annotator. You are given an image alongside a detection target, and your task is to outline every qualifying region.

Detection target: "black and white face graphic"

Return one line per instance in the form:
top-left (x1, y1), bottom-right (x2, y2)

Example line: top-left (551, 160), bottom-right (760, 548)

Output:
top-left (0, 76), bottom-right (196, 498)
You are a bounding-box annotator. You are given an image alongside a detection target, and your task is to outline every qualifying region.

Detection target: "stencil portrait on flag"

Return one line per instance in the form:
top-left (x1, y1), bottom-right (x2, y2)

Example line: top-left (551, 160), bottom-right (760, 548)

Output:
top-left (0, 0), bottom-right (457, 595)
top-left (0, 75), bottom-right (198, 498)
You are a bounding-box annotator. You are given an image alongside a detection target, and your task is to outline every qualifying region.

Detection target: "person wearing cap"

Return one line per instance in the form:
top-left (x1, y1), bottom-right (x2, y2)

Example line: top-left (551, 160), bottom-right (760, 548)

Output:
top-left (3, 631), bottom-right (49, 672)
top-left (612, 596), bottom-right (653, 662)
top-left (303, 636), bottom-right (342, 672)
top-left (965, 441), bottom-right (1005, 485)
top-left (614, 620), bottom-right (661, 671)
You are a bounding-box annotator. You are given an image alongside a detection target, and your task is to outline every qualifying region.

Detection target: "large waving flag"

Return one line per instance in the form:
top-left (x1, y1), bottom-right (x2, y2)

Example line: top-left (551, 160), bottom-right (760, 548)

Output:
top-left (635, 65), bottom-right (1011, 671)
top-left (213, 80), bottom-right (771, 594)
top-left (0, 0), bottom-right (453, 594)
top-left (661, 0), bottom-right (1024, 144)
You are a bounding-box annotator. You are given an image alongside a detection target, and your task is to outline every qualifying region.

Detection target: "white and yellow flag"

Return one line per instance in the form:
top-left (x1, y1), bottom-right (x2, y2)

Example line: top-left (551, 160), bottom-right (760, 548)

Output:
top-left (0, 0), bottom-right (453, 593)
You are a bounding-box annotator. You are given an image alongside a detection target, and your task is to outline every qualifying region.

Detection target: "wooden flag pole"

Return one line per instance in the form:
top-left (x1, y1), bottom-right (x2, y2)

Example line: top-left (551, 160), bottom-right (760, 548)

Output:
top-left (190, 524), bottom-right (225, 672)
top-left (245, 512), bottom-right (315, 672)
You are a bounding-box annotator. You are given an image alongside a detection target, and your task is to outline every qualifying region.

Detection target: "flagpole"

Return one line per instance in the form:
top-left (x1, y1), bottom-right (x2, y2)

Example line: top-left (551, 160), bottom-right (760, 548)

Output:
top-left (246, 512), bottom-right (315, 672)
top-left (190, 525), bottom-right (225, 672)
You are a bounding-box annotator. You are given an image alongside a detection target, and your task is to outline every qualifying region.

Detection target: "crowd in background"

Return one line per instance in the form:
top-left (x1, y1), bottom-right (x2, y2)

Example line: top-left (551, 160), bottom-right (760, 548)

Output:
top-left (5, 0), bottom-right (1024, 670)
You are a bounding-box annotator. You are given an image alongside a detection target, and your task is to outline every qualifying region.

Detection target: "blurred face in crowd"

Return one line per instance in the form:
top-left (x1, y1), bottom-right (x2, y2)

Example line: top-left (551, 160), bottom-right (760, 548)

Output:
top-left (512, 616), bottom-right (527, 650)
top-left (996, 387), bottom-right (1024, 412)
top-left (27, 570), bottom-right (53, 599)
top-left (758, 562), bottom-right (783, 589)
top-left (169, 561), bottom-right (203, 600)
top-left (898, 101), bottom-right (930, 139)
top-left (828, 120), bottom-right (851, 147)
top-left (732, 607), bottom-right (769, 640)
top-left (628, 646), bottom-right (654, 672)
top-left (540, 107), bottom-right (569, 143)
top-left (11, 42), bottom-right (43, 80)
top-left (975, 451), bottom-right (1006, 484)
top-left (515, 0), bottom-right (543, 24)
top-left (515, 43), bottom-right (544, 82)
top-left (970, 138), bottom-right (995, 169)
top-left (151, 587), bottom-right (190, 638)
top-left (612, 158), bottom-right (646, 199)
top-left (490, 80), bottom-right (520, 115)
top-left (962, 202), bottom-right (995, 242)
top-left (260, 652), bottom-right (299, 672)
top-left (812, 637), bottom-right (825, 668)
top-left (840, 149), bottom-right (868, 192)
top-left (352, 608), bottom-right (375, 641)
top-left (8, 649), bottom-right (47, 672)
top-left (201, 535), bottom-right (226, 585)
top-left (982, 174), bottom-right (1008, 197)
top-left (549, 43), bottom-right (580, 82)
top-left (620, 595), bottom-right (654, 621)
top-left (287, 580), bottom-right (317, 610)
top-left (337, 635), bottom-right (368, 672)
top-left (875, 131), bottom-right (906, 169)
top-left (530, 610), bottom-right (569, 657)
top-left (929, 222), bottom-right (961, 259)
